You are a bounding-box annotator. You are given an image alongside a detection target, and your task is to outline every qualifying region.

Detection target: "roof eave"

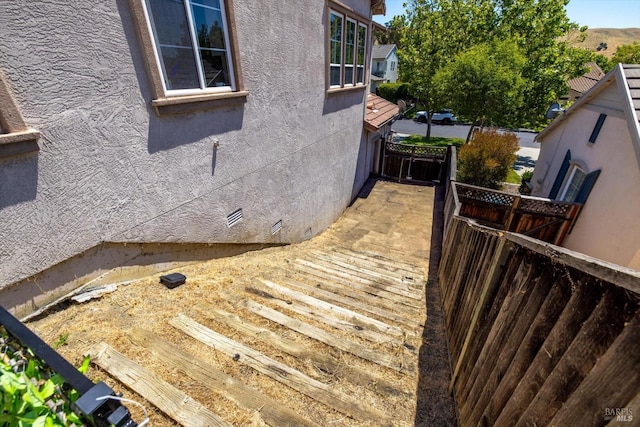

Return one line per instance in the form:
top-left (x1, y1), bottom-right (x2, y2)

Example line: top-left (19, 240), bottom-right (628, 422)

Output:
top-left (371, 0), bottom-right (386, 15)
top-left (536, 64), bottom-right (622, 142)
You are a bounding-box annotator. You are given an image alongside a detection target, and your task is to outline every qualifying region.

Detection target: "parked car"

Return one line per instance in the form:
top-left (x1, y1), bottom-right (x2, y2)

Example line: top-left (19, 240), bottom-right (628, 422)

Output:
top-left (414, 109), bottom-right (457, 125)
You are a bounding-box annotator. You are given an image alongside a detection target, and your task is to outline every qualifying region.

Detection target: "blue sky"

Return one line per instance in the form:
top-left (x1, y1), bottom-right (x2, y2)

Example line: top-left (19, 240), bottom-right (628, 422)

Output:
top-left (374, 0), bottom-right (640, 29)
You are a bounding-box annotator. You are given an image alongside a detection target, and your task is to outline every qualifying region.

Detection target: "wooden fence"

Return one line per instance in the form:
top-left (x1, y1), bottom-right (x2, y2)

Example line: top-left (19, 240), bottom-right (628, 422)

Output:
top-left (452, 182), bottom-right (582, 245)
top-left (382, 142), bottom-right (447, 182)
top-left (439, 191), bottom-right (640, 426)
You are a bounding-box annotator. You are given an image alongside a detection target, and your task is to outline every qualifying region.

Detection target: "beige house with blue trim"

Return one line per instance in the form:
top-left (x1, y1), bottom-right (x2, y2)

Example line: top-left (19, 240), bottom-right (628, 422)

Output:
top-left (531, 63), bottom-right (640, 270)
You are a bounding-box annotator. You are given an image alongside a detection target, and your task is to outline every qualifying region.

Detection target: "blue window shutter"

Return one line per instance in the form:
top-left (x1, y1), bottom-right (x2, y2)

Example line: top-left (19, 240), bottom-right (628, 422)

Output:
top-left (575, 169), bottom-right (601, 203)
top-left (549, 150), bottom-right (571, 199)
top-left (588, 114), bottom-right (606, 143)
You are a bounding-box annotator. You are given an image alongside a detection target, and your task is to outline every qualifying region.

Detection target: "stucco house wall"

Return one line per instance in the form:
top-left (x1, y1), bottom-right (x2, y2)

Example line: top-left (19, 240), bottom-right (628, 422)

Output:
top-left (531, 67), bottom-right (640, 270)
top-left (0, 0), bottom-right (378, 294)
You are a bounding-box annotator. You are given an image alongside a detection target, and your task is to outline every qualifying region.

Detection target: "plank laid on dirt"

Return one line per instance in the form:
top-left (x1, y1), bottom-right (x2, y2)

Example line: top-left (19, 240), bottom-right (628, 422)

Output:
top-left (246, 286), bottom-right (414, 352)
top-left (309, 251), bottom-right (424, 289)
top-left (259, 279), bottom-right (407, 337)
top-left (329, 247), bottom-right (425, 277)
top-left (241, 299), bottom-right (417, 374)
top-left (297, 258), bottom-right (423, 301)
top-left (281, 277), bottom-right (423, 329)
top-left (170, 314), bottom-right (391, 424)
top-left (197, 305), bottom-right (411, 397)
top-left (287, 271), bottom-right (423, 321)
top-left (129, 328), bottom-right (319, 427)
top-left (294, 261), bottom-right (424, 310)
top-left (88, 342), bottom-right (231, 427)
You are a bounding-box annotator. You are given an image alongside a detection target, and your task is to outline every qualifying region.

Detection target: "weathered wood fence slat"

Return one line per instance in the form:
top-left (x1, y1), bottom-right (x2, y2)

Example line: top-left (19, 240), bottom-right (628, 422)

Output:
top-left (438, 181), bottom-right (640, 426)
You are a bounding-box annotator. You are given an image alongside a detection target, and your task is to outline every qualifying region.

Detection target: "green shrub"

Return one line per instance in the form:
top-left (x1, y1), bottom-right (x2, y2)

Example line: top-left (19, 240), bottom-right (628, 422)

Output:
top-left (377, 82), bottom-right (411, 103)
top-left (457, 128), bottom-right (518, 189)
top-left (0, 327), bottom-right (90, 426)
top-left (519, 170), bottom-right (534, 194)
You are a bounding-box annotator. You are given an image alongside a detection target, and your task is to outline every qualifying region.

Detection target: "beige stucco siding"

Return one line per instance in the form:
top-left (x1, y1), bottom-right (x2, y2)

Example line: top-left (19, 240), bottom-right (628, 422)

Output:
top-left (532, 89), bottom-right (640, 269)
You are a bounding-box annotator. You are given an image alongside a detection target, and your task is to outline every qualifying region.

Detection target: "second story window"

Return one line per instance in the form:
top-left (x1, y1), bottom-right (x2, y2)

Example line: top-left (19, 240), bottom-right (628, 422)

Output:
top-left (328, 7), bottom-right (369, 90)
top-left (144, 0), bottom-right (236, 94)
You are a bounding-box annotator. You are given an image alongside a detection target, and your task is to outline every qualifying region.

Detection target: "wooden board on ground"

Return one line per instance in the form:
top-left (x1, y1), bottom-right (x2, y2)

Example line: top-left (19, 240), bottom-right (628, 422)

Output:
top-left (258, 279), bottom-right (407, 337)
top-left (281, 277), bottom-right (423, 329)
top-left (170, 314), bottom-right (392, 424)
top-left (329, 247), bottom-right (425, 278)
top-left (128, 328), bottom-right (319, 427)
top-left (241, 299), bottom-right (417, 374)
top-left (297, 258), bottom-right (423, 301)
top-left (294, 262), bottom-right (424, 311)
top-left (196, 305), bottom-right (411, 397)
top-left (309, 251), bottom-right (423, 288)
top-left (87, 342), bottom-right (231, 427)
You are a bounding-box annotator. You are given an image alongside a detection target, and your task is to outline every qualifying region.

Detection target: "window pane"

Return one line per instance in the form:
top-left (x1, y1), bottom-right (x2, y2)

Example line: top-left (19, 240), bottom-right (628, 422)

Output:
top-left (330, 12), bottom-right (343, 86)
top-left (191, 4), bottom-right (227, 50)
top-left (330, 65), bottom-right (341, 86)
top-left (357, 25), bottom-right (366, 83)
top-left (346, 21), bottom-right (355, 65)
top-left (562, 168), bottom-right (586, 202)
top-left (158, 46), bottom-right (200, 90)
top-left (345, 65), bottom-right (354, 85)
top-left (200, 49), bottom-right (231, 87)
top-left (192, 0), bottom-right (220, 9)
top-left (146, 0), bottom-right (200, 90)
top-left (357, 65), bottom-right (364, 84)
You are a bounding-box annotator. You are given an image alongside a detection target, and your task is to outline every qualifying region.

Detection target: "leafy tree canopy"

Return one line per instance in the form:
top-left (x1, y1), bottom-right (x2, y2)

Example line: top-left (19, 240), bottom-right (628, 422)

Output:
top-left (399, 0), bottom-right (590, 129)
top-left (611, 42), bottom-right (640, 65)
top-left (374, 15), bottom-right (407, 49)
top-left (433, 39), bottom-right (526, 136)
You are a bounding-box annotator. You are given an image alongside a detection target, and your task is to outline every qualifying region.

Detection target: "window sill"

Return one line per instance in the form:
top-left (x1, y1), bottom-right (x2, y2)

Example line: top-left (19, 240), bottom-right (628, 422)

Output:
top-left (326, 85), bottom-right (368, 96)
top-left (0, 129), bottom-right (40, 158)
top-left (151, 90), bottom-right (249, 116)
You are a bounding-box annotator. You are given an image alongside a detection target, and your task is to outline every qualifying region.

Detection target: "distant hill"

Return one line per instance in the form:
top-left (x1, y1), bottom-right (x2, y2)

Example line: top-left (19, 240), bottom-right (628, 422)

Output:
top-left (568, 28), bottom-right (640, 58)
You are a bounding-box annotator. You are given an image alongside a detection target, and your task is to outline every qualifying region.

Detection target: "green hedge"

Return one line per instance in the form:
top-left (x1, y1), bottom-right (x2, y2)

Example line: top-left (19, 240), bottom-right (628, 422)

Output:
top-left (377, 83), bottom-right (411, 104)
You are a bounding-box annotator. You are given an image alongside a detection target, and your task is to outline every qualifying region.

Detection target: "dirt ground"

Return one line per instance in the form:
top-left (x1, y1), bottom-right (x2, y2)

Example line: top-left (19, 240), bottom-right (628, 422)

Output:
top-left (27, 179), bottom-right (457, 426)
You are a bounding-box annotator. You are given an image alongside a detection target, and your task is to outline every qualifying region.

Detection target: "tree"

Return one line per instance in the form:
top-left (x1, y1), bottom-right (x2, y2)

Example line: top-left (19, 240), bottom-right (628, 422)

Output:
top-left (611, 42), bottom-right (640, 65)
top-left (374, 15), bottom-right (407, 49)
top-left (433, 39), bottom-right (526, 142)
top-left (400, 0), bottom-right (588, 129)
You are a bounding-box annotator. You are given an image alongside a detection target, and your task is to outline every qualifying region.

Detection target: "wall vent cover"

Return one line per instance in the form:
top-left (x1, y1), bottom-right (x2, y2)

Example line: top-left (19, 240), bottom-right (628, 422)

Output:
top-left (271, 220), bottom-right (283, 235)
top-left (226, 209), bottom-right (243, 228)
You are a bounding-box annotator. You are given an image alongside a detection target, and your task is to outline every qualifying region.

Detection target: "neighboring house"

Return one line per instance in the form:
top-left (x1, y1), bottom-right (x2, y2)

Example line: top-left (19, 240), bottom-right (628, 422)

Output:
top-left (531, 63), bottom-right (640, 270)
top-left (0, 0), bottom-right (386, 313)
top-left (370, 44), bottom-right (398, 92)
top-left (562, 61), bottom-right (605, 102)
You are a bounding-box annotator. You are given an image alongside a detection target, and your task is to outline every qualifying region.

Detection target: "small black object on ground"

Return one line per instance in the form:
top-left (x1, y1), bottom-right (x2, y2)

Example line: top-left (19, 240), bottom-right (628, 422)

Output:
top-left (159, 273), bottom-right (186, 289)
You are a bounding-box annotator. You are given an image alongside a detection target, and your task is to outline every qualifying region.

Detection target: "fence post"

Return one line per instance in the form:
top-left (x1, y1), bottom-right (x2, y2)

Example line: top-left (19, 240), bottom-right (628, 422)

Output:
top-left (504, 195), bottom-right (521, 231)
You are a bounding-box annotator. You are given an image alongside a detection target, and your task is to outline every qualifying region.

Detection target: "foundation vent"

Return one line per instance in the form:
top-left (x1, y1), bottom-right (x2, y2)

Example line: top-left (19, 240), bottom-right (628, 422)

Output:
top-left (226, 209), bottom-right (243, 228)
top-left (271, 220), bottom-right (283, 235)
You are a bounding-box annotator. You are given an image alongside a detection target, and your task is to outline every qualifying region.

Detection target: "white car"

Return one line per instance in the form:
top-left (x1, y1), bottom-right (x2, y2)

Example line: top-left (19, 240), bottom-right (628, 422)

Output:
top-left (414, 109), bottom-right (457, 125)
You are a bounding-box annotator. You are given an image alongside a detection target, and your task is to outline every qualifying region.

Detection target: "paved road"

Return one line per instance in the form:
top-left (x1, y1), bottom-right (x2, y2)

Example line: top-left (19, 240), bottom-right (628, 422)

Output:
top-left (391, 118), bottom-right (539, 174)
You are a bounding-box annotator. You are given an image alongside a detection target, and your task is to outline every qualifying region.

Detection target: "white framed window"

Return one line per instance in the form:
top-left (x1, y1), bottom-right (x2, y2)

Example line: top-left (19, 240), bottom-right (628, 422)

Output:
top-left (328, 6), bottom-right (369, 90)
top-left (559, 165), bottom-right (586, 202)
top-left (143, 0), bottom-right (236, 95)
